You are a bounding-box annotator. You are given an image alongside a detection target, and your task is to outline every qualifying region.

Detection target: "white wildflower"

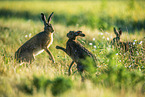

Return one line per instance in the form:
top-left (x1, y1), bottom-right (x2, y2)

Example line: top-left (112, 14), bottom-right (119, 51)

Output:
top-left (116, 53), bottom-right (118, 55)
top-left (89, 43), bottom-right (93, 45)
top-left (134, 40), bottom-right (137, 42)
top-left (133, 42), bottom-right (135, 45)
top-left (93, 38), bottom-right (95, 41)
top-left (139, 41), bottom-right (142, 44)
top-left (119, 60), bottom-right (121, 62)
top-left (94, 45), bottom-right (97, 48)
top-left (100, 32), bottom-right (103, 35)
top-left (102, 36), bottom-right (105, 39)
top-left (25, 35), bottom-right (28, 38)
top-left (107, 37), bottom-right (109, 40)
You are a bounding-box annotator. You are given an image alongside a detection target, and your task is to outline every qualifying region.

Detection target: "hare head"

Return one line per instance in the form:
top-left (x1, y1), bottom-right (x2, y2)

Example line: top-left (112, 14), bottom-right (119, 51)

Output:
top-left (111, 27), bottom-right (122, 45)
top-left (41, 12), bottom-right (54, 33)
top-left (67, 31), bottom-right (85, 40)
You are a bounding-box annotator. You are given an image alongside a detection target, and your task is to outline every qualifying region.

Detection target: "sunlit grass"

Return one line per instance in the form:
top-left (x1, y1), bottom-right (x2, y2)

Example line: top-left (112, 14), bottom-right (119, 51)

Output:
top-left (0, 16), bottom-right (144, 96)
top-left (0, 1), bottom-right (145, 30)
top-left (0, 1), bottom-right (145, 97)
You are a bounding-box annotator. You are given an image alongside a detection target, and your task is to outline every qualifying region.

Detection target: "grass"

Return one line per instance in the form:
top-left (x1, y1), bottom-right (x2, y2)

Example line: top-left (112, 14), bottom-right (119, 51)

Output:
top-left (0, 0), bottom-right (145, 31)
top-left (0, 0), bottom-right (145, 97)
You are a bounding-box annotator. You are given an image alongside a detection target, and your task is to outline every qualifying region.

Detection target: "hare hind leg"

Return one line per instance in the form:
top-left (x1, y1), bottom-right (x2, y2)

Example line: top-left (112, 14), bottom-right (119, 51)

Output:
top-left (19, 52), bottom-right (34, 63)
top-left (68, 61), bottom-right (74, 76)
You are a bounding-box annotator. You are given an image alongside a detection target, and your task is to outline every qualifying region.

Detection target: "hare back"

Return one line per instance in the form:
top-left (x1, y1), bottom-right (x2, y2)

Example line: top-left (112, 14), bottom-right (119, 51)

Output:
top-left (16, 31), bottom-right (53, 55)
top-left (66, 40), bottom-right (95, 62)
top-left (119, 42), bottom-right (133, 51)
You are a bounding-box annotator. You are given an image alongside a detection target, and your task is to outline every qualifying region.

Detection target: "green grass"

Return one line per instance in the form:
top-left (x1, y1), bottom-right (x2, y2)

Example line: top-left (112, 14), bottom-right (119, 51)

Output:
top-left (0, 0), bottom-right (145, 31)
top-left (0, 1), bottom-right (145, 97)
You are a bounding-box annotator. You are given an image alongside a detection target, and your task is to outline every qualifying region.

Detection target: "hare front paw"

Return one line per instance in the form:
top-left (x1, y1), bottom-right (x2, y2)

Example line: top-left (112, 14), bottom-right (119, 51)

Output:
top-left (56, 46), bottom-right (60, 49)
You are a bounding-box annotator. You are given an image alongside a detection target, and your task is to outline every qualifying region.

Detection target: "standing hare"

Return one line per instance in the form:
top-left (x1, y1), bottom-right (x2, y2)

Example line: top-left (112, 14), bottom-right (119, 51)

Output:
top-left (56, 31), bottom-right (96, 78)
top-left (15, 12), bottom-right (55, 63)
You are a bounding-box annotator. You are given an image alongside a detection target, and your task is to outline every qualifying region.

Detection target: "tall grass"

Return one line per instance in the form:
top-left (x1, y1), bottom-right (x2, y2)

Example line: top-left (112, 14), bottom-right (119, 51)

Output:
top-left (0, 1), bottom-right (145, 97)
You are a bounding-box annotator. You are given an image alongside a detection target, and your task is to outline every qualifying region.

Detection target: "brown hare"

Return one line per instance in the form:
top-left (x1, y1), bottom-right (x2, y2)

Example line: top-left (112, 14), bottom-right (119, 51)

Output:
top-left (15, 12), bottom-right (55, 63)
top-left (56, 31), bottom-right (96, 78)
top-left (111, 27), bottom-right (145, 54)
top-left (111, 27), bottom-right (134, 52)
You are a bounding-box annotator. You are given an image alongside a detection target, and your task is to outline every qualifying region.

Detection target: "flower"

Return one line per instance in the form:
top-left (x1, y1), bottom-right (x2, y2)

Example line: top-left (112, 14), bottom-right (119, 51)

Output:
top-left (25, 35), bottom-right (28, 38)
top-left (100, 32), bottom-right (103, 35)
top-left (116, 53), bottom-right (118, 55)
top-left (139, 41), bottom-right (142, 44)
top-left (89, 43), bottom-right (93, 45)
top-left (133, 42), bottom-right (135, 45)
top-left (93, 45), bottom-right (97, 48)
top-left (107, 37), bottom-right (109, 40)
top-left (93, 38), bottom-right (95, 41)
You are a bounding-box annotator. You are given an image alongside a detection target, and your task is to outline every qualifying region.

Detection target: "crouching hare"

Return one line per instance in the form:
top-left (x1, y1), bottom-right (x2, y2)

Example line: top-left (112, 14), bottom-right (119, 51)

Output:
top-left (111, 27), bottom-right (145, 54)
top-left (15, 12), bottom-right (55, 63)
top-left (56, 31), bottom-right (97, 80)
top-left (111, 27), bottom-right (134, 52)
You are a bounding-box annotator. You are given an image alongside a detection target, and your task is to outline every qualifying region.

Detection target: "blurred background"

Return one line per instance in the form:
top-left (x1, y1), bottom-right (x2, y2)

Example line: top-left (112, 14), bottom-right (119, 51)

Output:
top-left (0, 0), bottom-right (145, 32)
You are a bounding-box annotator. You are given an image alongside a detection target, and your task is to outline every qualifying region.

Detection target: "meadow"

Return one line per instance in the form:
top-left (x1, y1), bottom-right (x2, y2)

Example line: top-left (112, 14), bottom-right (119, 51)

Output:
top-left (0, 0), bottom-right (145, 97)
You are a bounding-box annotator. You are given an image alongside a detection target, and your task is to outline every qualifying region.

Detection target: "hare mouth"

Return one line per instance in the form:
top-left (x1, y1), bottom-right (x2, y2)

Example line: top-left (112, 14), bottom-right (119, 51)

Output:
top-left (80, 34), bottom-right (85, 37)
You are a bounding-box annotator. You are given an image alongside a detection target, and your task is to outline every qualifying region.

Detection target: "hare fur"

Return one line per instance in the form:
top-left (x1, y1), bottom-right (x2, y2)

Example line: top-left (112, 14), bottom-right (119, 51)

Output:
top-left (111, 27), bottom-right (134, 52)
top-left (15, 12), bottom-right (55, 63)
top-left (56, 31), bottom-right (96, 76)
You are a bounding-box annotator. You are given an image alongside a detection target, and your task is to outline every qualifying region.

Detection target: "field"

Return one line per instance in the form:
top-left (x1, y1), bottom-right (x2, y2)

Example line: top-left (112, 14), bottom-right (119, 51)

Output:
top-left (0, 0), bottom-right (145, 97)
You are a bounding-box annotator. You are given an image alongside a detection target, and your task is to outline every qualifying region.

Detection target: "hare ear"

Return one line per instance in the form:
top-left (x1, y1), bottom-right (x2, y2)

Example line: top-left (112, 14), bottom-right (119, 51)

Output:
top-left (114, 27), bottom-right (119, 36)
top-left (41, 13), bottom-right (47, 25)
top-left (48, 12), bottom-right (54, 23)
top-left (119, 28), bottom-right (122, 35)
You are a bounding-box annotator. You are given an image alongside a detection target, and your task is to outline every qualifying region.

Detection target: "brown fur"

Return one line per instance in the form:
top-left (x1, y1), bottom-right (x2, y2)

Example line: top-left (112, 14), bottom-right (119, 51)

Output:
top-left (111, 27), bottom-right (134, 52)
top-left (56, 31), bottom-right (96, 76)
top-left (111, 27), bottom-right (144, 54)
top-left (15, 12), bottom-right (55, 63)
